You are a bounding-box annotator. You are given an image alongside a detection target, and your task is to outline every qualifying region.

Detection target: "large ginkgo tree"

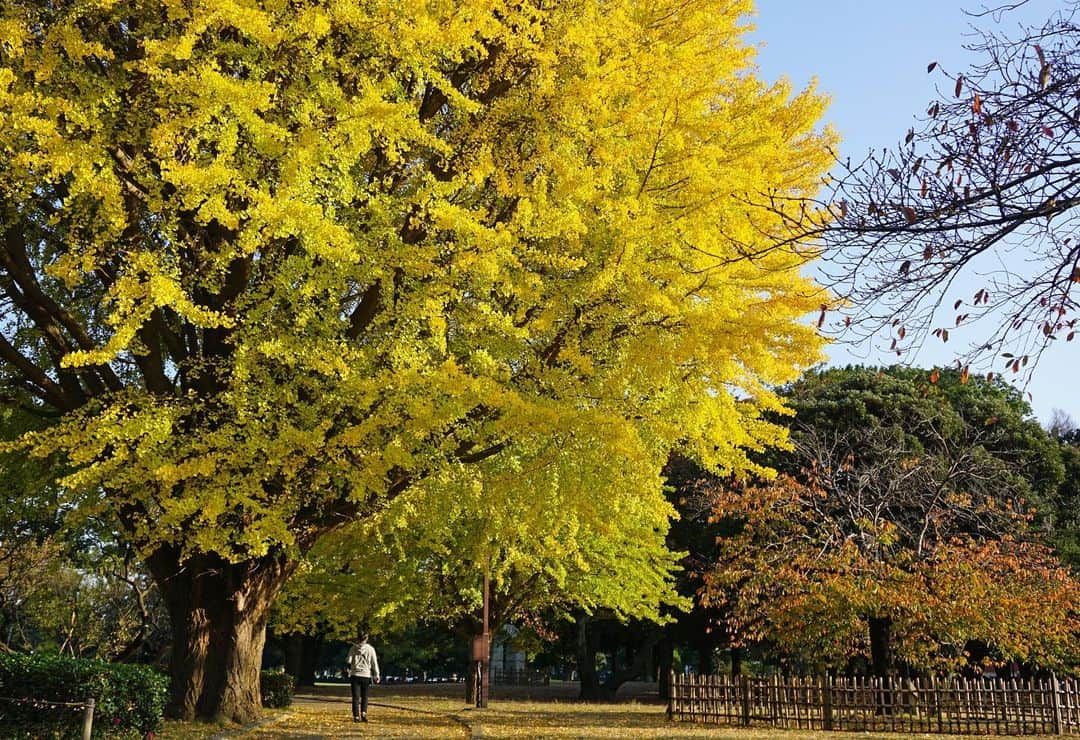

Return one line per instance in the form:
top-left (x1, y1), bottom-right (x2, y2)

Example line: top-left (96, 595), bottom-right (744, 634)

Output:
top-left (0, 0), bottom-right (832, 722)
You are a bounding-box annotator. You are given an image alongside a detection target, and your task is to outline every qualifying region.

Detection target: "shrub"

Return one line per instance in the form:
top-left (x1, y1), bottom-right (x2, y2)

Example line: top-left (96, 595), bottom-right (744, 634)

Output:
top-left (0, 652), bottom-right (167, 739)
top-left (260, 668), bottom-right (294, 709)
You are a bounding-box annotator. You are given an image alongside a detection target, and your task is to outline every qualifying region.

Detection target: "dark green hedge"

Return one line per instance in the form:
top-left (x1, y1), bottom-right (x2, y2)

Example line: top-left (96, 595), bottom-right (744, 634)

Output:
top-left (0, 652), bottom-right (167, 739)
top-left (260, 669), bottom-right (295, 709)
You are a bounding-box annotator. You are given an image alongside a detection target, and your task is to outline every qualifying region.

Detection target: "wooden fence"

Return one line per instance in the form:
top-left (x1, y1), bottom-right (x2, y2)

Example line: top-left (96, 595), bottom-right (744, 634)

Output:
top-left (0, 696), bottom-right (95, 740)
top-left (492, 667), bottom-right (549, 686)
top-left (669, 672), bottom-right (1080, 735)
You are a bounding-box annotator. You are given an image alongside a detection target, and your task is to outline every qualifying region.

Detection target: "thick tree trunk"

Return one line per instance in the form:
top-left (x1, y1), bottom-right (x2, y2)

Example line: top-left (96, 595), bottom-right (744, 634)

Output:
top-left (868, 616), bottom-right (892, 678)
top-left (730, 645), bottom-right (743, 678)
top-left (657, 636), bottom-right (674, 700)
top-left (576, 615), bottom-right (604, 700)
top-left (868, 615), bottom-right (893, 716)
top-left (147, 547), bottom-right (294, 723)
top-left (697, 632), bottom-right (716, 675)
top-left (465, 662), bottom-right (478, 705)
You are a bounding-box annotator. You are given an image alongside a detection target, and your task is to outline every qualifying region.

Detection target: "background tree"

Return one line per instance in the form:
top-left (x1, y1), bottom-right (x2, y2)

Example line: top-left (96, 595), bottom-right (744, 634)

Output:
top-left (0, 0), bottom-right (834, 721)
top-left (769, 2), bottom-right (1079, 368)
top-left (273, 437), bottom-right (689, 702)
top-left (704, 367), bottom-right (1079, 675)
top-left (654, 455), bottom-right (747, 695)
top-left (1047, 409), bottom-right (1080, 567)
top-left (0, 406), bottom-right (167, 661)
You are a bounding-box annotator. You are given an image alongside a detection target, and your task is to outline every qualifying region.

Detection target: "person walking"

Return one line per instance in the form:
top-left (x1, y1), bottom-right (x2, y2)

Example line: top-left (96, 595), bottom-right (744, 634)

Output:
top-left (346, 630), bottom-right (380, 722)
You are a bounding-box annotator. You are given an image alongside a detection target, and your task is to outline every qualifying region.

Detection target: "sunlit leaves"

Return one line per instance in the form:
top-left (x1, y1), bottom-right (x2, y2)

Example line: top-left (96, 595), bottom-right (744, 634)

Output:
top-left (0, 0), bottom-right (833, 570)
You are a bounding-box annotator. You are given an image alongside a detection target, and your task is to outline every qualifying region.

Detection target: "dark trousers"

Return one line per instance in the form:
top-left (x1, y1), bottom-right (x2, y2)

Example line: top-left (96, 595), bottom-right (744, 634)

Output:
top-left (351, 676), bottom-right (371, 718)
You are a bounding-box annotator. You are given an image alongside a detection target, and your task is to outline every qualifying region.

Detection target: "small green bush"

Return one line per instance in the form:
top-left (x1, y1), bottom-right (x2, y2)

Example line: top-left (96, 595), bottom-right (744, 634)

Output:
top-left (0, 652), bottom-right (167, 739)
top-left (260, 668), bottom-right (294, 708)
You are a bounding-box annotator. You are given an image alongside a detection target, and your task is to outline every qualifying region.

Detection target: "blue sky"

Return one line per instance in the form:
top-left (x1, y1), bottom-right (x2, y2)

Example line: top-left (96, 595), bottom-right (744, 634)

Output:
top-left (750, 0), bottom-right (1074, 425)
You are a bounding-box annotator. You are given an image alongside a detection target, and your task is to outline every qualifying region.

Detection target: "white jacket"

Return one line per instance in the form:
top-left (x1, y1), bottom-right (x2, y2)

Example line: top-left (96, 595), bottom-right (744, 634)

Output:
top-left (346, 641), bottom-right (380, 679)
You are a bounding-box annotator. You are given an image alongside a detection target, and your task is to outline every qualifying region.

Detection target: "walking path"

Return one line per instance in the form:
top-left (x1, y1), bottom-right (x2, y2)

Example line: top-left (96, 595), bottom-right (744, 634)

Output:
top-left (235, 682), bottom-right (661, 738)
top-left (216, 682), bottom-right (974, 739)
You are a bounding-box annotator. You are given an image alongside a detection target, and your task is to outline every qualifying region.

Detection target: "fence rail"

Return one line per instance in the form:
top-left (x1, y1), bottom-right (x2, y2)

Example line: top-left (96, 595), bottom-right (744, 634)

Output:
top-left (669, 672), bottom-right (1080, 735)
top-left (0, 695), bottom-right (95, 740)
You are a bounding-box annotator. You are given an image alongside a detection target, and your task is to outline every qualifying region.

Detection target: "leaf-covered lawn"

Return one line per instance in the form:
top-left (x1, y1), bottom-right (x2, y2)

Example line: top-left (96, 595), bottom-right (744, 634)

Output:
top-left (160, 683), bottom-right (977, 739)
top-left (245, 700), bottom-right (467, 738)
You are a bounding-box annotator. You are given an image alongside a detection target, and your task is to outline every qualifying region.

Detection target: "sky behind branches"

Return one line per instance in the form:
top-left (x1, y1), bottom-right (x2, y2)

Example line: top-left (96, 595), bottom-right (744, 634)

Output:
top-left (752, 0), bottom-right (1074, 424)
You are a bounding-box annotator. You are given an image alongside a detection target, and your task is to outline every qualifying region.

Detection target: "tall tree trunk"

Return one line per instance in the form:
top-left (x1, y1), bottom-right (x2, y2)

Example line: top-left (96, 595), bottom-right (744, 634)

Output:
top-left (868, 615), bottom-right (893, 716)
top-left (657, 636), bottom-right (674, 700)
top-left (697, 631), bottom-right (715, 675)
top-left (868, 616), bottom-right (892, 678)
top-left (465, 661), bottom-right (478, 706)
top-left (576, 614), bottom-right (602, 700)
top-left (284, 633), bottom-right (322, 688)
top-left (730, 645), bottom-right (743, 678)
top-left (147, 546), bottom-right (294, 723)
top-left (298, 634), bottom-right (321, 687)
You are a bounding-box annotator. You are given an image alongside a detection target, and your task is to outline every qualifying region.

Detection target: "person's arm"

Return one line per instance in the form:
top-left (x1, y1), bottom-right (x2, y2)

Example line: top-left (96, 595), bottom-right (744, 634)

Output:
top-left (372, 647), bottom-right (380, 683)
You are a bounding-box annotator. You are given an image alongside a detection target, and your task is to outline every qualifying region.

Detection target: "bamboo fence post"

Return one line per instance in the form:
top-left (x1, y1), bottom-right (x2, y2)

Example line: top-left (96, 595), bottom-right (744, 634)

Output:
top-left (823, 675), bottom-right (833, 730)
top-left (689, 673), bottom-right (696, 723)
top-left (935, 675), bottom-right (944, 734)
top-left (739, 673), bottom-right (750, 726)
top-left (81, 698), bottom-right (95, 740)
top-left (1009, 677), bottom-right (1020, 734)
top-left (1052, 672), bottom-right (1064, 734)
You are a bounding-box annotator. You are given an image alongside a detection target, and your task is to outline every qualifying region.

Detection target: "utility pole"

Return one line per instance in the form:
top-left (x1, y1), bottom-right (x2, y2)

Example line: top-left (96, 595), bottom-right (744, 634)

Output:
top-left (470, 568), bottom-right (491, 708)
top-left (481, 569), bottom-right (490, 708)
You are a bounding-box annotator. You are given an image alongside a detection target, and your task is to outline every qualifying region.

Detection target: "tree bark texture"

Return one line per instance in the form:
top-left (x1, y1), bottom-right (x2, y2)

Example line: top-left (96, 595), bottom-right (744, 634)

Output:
top-left (465, 661), bottom-right (477, 706)
top-left (147, 547), bottom-right (294, 723)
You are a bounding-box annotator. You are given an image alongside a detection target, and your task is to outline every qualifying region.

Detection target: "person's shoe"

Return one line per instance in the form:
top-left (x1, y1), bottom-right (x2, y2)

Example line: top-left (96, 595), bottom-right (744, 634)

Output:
top-left (361, 714), bottom-right (368, 722)
top-left (352, 717), bottom-right (361, 723)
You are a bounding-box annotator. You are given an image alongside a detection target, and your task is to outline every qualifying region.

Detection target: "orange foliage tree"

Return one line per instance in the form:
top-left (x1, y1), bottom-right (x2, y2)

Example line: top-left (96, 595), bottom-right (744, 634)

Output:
top-left (702, 367), bottom-right (1080, 675)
